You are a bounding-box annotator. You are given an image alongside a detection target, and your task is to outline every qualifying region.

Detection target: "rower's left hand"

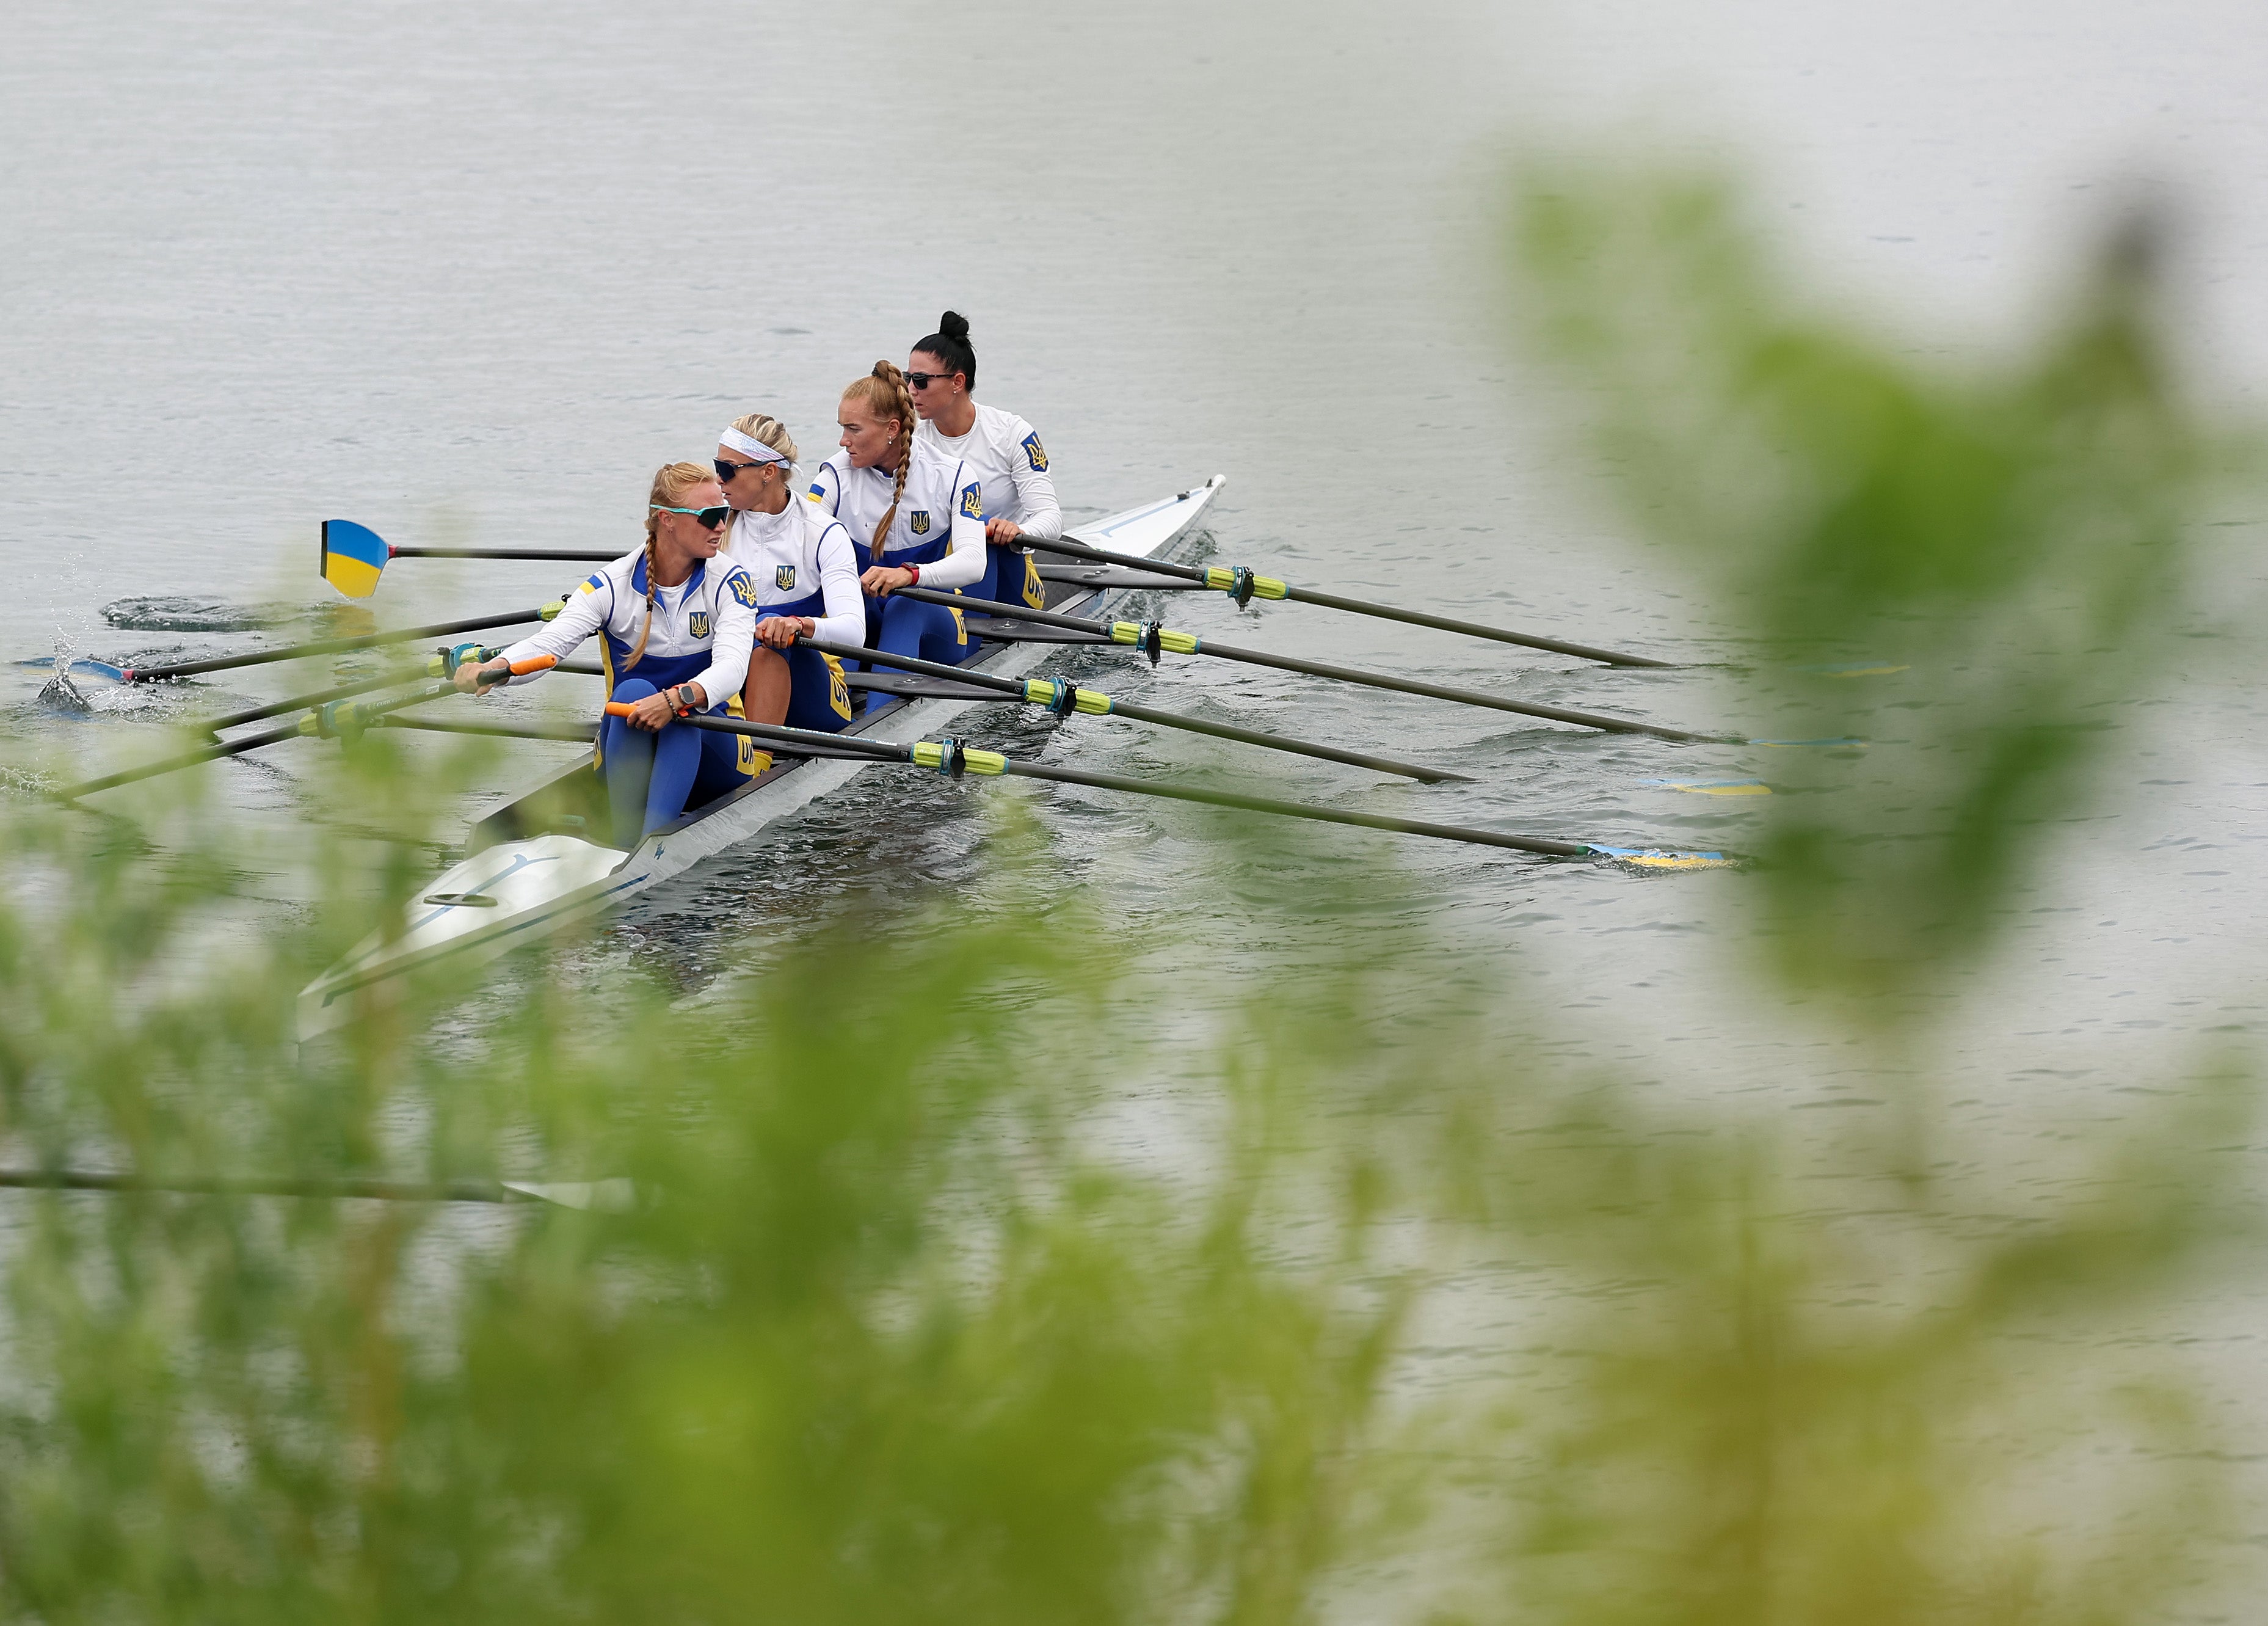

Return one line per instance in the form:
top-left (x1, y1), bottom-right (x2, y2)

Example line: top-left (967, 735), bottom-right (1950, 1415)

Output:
top-left (755, 615), bottom-right (814, 649)
top-left (861, 566), bottom-right (915, 598)
top-left (986, 519), bottom-right (1023, 545)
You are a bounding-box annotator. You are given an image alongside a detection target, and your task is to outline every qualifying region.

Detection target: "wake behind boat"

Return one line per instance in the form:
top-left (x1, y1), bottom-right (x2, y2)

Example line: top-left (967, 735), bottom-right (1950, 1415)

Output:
top-left (294, 479), bottom-right (1229, 1038)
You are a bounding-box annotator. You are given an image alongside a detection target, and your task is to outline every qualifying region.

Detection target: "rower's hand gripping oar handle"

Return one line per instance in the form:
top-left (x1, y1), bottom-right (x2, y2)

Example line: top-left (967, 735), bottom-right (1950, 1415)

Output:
top-left (454, 652), bottom-right (558, 694)
top-left (602, 693), bottom-right (694, 721)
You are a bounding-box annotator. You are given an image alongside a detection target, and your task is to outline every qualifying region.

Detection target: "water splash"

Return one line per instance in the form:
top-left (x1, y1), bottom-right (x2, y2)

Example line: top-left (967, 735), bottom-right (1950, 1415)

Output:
top-left (0, 764), bottom-right (54, 800)
top-left (35, 636), bottom-right (90, 713)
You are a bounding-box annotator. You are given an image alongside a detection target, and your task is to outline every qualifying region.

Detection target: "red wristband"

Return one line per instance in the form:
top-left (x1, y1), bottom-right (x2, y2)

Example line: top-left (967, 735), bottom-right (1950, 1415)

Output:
top-left (904, 563), bottom-right (921, 586)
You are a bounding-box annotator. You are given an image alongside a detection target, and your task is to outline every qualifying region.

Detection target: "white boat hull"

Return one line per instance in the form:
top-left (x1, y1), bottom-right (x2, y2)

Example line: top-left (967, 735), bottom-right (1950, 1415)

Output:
top-left (299, 476), bottom-right (1226, 1037)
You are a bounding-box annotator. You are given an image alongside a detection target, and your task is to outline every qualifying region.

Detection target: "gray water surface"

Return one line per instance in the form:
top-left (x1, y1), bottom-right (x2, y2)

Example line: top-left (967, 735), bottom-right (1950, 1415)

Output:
top-left (7, 0), bottom-right (2268, 1592)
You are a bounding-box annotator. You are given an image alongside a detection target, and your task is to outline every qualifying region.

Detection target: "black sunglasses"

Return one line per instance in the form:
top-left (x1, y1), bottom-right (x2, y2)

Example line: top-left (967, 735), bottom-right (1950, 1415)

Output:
top-left (651, 503), bottom-right (732, 530)
top-left (714, 458), bottom-right (774, 481)
top-left (904, 371), bottom-right (960, 390)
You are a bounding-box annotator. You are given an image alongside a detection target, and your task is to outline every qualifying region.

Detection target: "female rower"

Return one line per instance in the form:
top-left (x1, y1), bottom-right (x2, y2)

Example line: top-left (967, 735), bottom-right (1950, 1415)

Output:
top-left (713, 412), bottom-right (860, 731)
top-left (906, 310), bottom-right (1060, 610)
top-left (453, 462), bottom-right (763, 850)
top-left (807, 361), bottom-right (988, 669)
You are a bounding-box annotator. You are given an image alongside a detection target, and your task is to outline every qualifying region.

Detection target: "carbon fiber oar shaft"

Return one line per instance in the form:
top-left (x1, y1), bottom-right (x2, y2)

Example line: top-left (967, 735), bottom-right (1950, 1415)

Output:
top-left (1023, 534), bottom-right (1670, 667)
top-left (800, 635), bottom-right (1469, 782)
top-left (616, 710), bottom-right (1588, 858)
top-left (891, 586), bottom-right (1723, 744)
top-left (118, 607), bottom-right (559, 683)
top-left (56, 721), bottom-right (307, 800)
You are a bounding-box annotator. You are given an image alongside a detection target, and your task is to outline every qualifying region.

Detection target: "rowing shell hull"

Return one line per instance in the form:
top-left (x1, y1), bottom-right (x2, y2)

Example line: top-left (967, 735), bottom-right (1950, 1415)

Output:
top-left (297, 476), bottom-right (1227, 1038)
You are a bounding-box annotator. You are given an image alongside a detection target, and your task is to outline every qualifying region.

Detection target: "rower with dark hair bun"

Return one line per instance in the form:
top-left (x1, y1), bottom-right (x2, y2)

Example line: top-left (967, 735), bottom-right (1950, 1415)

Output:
top-left (907, 310), bottom-right (1061, 611)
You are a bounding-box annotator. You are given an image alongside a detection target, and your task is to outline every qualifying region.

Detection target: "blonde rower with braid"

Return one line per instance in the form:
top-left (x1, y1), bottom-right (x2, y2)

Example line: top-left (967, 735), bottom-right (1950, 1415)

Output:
top-left (807, 360), bottom-right (988, 671)
top-left (713, 412), bottom-right (860, 732)
top-left (454, 464), bottom-right (764, 850)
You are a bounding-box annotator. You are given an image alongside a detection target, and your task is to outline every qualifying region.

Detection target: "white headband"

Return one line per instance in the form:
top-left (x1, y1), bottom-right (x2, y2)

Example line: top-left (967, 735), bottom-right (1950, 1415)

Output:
top-left (719, 427), bottom-right (792, 466)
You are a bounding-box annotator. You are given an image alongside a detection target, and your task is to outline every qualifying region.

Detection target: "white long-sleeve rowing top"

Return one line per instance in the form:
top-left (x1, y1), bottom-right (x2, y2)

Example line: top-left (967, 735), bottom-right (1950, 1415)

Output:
top-left (721, 497), bottom-right (866, 650)
top-left (805, 436), bottom-right (986, 589)
top-left (498, 545), bottom-right (757, 704)
top-left (915, 400), bottom-right (1061, 541)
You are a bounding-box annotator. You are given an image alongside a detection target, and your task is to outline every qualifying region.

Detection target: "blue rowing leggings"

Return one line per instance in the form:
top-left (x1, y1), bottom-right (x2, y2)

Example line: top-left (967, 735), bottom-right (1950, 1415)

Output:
top-left (778, 644), bottom-right (854, 732)
top-left (873, 591), bottom-right (973, 670)
top-left (598, 679), bottom-right (754, 849)
top-left (973, 542), bottom-right (1045, 610)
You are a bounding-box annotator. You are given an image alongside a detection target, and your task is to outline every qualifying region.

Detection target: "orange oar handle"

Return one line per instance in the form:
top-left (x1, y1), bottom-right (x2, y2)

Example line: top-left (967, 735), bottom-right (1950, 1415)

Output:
top-left (603, 698), bottom-right (692, 719)
top-left (506, 655), bottom-right (556, 676)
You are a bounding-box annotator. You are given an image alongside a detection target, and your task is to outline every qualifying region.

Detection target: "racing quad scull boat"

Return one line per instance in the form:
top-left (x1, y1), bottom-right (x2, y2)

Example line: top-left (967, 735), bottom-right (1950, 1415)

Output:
top-left (297, 477), bottom-right (1227, 1038)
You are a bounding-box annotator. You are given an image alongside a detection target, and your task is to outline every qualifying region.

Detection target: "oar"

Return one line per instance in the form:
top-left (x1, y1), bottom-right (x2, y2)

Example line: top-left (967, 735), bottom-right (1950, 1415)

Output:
top-left (374, 716), bottom-right (597, 745)
top-left (1033, 563), bottom-right (1214, 592)
top-left (200, 671), bottom-right (428, 734)
top-left (62, 605), bottom-right (565, 685)
top-left (58, 718), bottom-right (313, 801)
top-left (321, 519), bottom-right (615, 598)
top-left (198, 643), bottom-right (546, 733)
top-left (603, 703), bottom-right (1732, 869)
top-left (1025, 534), bottom-right (1670, 668)
top-left (0, 1167), bottom-right (626, 1207)
top-left (891, 586), bottom-right (1727, 744)
top-left (56, 664), bottom-right (554, 801)
top-left (802, 636), bottom-right (1466, 782)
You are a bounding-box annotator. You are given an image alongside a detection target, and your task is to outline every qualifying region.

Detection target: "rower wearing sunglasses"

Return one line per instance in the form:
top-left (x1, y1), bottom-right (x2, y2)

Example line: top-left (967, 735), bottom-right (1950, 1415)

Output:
top-left (808, 360), bottom-right (989, 671)
top-left (453, 462), bottom-right (765, 850)
top-left (906, 310), bottom-right (1059, 611)
top-left (712, 412), bottom-right (860, 732)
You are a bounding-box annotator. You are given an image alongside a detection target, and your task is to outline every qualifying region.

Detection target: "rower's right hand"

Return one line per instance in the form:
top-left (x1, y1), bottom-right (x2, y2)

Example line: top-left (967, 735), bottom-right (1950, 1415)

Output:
top-left (454, 658), bottom-right (511, 696)
top-left (621, 690), bottom-right (678, 732)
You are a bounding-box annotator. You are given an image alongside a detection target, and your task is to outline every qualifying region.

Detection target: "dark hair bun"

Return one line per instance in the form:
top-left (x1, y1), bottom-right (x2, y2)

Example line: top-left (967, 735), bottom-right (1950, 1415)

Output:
top-left (937, 310), bottom-right (970, 341)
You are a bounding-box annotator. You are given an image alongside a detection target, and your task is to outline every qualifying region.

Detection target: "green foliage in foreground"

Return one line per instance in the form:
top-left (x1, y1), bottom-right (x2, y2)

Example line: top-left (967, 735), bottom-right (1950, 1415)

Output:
top-left (0, 781), bottom-right (2252, 1621)
top-left (0, 157), bottom-right (2257, 1621)
top-left (1510, 164), bottom-right (2244, 1000)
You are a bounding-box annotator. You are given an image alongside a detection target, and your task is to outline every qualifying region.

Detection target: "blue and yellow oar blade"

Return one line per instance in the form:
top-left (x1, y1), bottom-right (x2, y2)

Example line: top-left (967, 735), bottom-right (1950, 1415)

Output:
top-left (320, 520), bottom-right (391, 599)
top-left (15, 656), bottom-right (129, 682)
top-left (1587, 844), bottom-right (1737, 870)
top-left (1638, 777), bottom-right (1773, 797)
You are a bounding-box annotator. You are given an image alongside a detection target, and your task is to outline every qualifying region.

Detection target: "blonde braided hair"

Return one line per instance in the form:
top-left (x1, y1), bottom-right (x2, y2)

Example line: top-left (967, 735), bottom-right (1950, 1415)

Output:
top-left (841, 361), bottom-right (917, 556)
top-left (624, 461), bottom-right (712, 673)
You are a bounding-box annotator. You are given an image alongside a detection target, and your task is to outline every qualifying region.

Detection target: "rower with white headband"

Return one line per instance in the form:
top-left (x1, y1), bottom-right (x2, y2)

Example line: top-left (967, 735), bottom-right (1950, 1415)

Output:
top-left (807, 360), bottom-right (989, 671)
top-left (713, 412), bottom-right (860, 731)
top-left (453, 462), bottom-right (765, 849)
top-left (906, 310), bottom-right (1058, 612)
